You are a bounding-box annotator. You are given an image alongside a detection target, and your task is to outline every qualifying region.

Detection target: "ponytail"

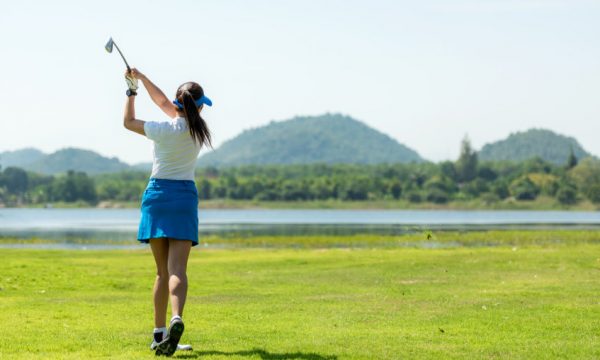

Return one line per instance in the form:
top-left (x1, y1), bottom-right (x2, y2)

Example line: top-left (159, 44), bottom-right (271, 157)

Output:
top-left (176, 83), bottom-right (213, 149)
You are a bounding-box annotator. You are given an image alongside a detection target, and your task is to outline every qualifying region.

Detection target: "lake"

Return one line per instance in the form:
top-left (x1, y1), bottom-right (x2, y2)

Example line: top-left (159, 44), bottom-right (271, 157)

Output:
top-left (1, 208), bottom-right (599, 248)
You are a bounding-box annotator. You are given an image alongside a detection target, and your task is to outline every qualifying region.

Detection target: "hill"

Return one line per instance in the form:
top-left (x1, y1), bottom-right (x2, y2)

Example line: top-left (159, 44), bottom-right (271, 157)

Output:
top-left (0, 148), bottom-right (45, 169)
top-left (198, 113), bottom-right (423, 167)
top-left (26, 148), bottom-right (132, 175)
top-left (479, 129), bottom-right (591, 165)
top-left (0, 148), bottom-right (131, 175)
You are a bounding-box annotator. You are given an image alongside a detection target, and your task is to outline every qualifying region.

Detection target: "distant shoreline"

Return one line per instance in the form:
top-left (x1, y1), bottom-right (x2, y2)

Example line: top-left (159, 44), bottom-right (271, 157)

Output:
top-left (4, 196), bottom-right (598, 211)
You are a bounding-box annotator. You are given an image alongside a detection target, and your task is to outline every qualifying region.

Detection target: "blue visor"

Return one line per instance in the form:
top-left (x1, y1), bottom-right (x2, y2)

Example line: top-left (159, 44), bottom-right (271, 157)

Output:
top-left (173, 95), bottom-right (213, 110)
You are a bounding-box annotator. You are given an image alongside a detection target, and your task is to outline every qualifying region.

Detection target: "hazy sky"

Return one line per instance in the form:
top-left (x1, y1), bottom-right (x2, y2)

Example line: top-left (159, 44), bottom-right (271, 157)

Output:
top-left (1, 0), bottom-right (599, 164)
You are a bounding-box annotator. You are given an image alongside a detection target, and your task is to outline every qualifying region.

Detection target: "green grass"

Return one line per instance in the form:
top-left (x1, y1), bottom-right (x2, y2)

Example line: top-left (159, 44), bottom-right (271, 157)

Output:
top-left (3, 229), bottom-right (600, 249)
top-left (0, 235), bottom-right (599, 359)
top-left (197, 230), bottom-right (600, 248)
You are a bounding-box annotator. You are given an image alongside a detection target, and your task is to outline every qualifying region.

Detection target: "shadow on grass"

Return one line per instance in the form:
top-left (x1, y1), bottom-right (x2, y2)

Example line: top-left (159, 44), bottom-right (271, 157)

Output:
top-left (175, 347), bottom-right (337, 359)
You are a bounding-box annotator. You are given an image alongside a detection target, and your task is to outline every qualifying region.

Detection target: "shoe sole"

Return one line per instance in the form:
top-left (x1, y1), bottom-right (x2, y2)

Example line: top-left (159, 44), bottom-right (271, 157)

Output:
top-left (155, 321), bottom-right (184, 357)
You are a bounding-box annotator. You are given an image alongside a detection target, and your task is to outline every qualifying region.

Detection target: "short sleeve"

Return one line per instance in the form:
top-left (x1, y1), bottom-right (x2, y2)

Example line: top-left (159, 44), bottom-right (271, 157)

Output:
top-left (144, 121), bottom-right (171, 142)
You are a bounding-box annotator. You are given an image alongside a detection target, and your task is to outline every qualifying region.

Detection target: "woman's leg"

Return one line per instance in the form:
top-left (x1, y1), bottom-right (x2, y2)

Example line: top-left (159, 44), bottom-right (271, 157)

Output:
top-left (167, 238), bottom-right (192, 317)
top-left (150, 238), bottom-right (170, 328)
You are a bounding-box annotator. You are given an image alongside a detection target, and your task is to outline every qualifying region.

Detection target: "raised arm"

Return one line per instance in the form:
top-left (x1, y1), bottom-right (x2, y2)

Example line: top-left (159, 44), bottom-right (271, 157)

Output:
top-left (130, 68), bottom-right (178, 119)
top-left (123, 70), bottom-right (146, 136)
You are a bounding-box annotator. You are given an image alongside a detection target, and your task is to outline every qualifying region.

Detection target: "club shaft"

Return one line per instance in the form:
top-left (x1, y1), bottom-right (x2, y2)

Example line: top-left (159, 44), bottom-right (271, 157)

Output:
top-left (112, 42), bottom-right (131, 71)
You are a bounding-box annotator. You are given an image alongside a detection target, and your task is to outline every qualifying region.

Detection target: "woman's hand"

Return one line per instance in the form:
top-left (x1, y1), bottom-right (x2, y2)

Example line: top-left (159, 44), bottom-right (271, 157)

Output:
top-left (129, 68), bottom-right (146, 81)
top-left (124, 70), bottom-right (139, 91)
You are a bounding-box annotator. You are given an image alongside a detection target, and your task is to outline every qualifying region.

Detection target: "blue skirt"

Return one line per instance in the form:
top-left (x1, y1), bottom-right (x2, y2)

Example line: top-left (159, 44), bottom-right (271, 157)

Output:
top-left (137, 178), bottom-right (199, 246)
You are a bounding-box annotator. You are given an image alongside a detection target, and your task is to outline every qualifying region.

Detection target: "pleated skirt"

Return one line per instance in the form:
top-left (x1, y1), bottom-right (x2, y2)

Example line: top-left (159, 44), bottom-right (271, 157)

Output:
top-left (137, 178), bottom-right (199, 246)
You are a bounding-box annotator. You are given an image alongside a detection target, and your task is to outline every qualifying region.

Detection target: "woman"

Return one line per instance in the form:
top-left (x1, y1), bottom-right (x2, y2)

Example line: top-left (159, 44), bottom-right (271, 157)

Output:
top-left (123, 68), bottom-right (212, 356)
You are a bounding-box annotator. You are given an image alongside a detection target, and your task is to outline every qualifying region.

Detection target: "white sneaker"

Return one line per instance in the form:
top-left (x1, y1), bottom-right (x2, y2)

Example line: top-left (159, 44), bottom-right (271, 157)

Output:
top-left (150, 341), bottom-right (192, 351)
top-left (151, 322), bottom-right (192, 352)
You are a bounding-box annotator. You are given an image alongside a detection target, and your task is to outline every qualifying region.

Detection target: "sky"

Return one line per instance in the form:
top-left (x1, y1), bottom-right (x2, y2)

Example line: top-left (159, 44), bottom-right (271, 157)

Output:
top-left (1, 0), bottom-right (599, 164)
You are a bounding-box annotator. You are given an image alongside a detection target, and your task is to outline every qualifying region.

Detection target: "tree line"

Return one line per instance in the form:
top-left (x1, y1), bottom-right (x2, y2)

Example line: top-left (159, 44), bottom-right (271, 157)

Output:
top-left (1, 139), bottom-right (600, 207)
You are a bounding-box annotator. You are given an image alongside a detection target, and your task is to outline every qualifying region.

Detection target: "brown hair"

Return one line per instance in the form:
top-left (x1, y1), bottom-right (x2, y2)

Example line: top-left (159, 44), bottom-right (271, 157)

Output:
top-left (175, 82), bottom-right (212, 148)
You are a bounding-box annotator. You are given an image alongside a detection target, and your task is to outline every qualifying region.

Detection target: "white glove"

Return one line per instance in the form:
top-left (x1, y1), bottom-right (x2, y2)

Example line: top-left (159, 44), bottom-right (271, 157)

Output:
top-left (125, 73), bottom-right (139, 91)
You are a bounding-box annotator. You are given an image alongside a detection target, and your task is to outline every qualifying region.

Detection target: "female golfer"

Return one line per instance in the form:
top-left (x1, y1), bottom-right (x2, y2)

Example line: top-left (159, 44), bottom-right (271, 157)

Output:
top-left (122, 68), bottom-right (212, 356)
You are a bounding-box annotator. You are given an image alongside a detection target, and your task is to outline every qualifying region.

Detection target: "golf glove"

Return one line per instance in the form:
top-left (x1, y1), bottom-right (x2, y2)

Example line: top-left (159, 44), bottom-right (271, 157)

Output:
top-left (125, 74), bottom-right (139, 91)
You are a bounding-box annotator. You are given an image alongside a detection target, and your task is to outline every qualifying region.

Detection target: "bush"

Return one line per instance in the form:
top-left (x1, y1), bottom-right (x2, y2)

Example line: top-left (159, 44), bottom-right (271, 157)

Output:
top-left (405, 191), bottom-right (422, 203)
top-left (461, 178), bottom-right (489, 197)
top-left (426, 188), bottom-right (449, 204)
top-left (339, 177), bottom-right (370, 201)
top-left (556, 184), bottom-right (577, 205)
top-left (253, 189), bottom-right (280, 201)
top-left (585, 184), bottom-right (600, 204)
top-left (570, 158), bottom-right (600, 203)
top-left (478, 166), bottom-right (498, 181)
top-left (509, 177), bottom-right (540, 200)
top-left (491, 181), bottom-right (510, 199)
top-left (480, 192), bottom-right (500, 204)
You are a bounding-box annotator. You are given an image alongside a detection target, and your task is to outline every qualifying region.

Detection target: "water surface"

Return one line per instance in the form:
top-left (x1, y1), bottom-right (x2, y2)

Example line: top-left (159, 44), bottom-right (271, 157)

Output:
top-left (1, 208), bottom-right (599, 249)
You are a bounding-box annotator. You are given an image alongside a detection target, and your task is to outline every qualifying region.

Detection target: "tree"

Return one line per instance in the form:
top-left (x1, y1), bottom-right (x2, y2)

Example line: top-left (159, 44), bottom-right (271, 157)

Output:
top-left (455, 136), bottom-right (478, 182)
top-left (425, 188), bottom-right (449, 204)
top-left (556, 182), bottom-right (577, 205)
top-left (570, 158), bottom-right (600, 201)
top-left (409, 172), bottom-right (427, 188)
top-left (50, 170), bottom-right (97, 203)
top-left (566, 146), bottom-right (578, 169)
top-left (1, 167), bottom-right (29, 196)
top-left (461, 178), bottom-right (489, 198)
top-left (477, 165), bottom-right (498, 181)
top-left (280, 180), bottom-right (308, 201)
top-left (491, 181), bottom-right (510, 199)
top-left (97, 181), bottom-right (120, 200)
top-left (523, 157), bottom-right (552, 174)
top-left (404, 190), bottom-right (422, 203)
top-left (439, 161), bottom-right (458, 181)
top-left (197, 178), bottom-right (212, 200)
top-left (339, 177), bottom-right (370, 201)
top-left (388, 179), bottom-right (402, 200)
top-left (211, 178), bottom-right (228, 198)
top-left (424, 175), bottom-right (457, 194)
top-left (309, 178), bottom-right (335, 200)
top-left (585, 184), bottom-right (600, 204)
top-left (509, 177), bottom-right (540, 200)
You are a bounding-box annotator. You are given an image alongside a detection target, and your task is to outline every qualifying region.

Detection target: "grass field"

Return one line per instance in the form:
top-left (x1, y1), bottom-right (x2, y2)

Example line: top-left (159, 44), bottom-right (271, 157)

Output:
top-left (0, 232), bottom-right (599, 359)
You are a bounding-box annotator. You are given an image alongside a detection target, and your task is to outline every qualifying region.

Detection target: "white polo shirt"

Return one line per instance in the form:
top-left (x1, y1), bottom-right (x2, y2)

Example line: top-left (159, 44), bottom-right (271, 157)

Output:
top-left (144, 117), bottom-right (202, 181)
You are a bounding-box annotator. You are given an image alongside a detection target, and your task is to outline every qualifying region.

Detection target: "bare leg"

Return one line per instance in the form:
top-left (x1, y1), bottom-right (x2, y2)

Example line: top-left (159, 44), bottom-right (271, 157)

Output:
top-left (150, 238), bottom-right (170, 328)
top-left (167, 238), bottom-right (192, 318)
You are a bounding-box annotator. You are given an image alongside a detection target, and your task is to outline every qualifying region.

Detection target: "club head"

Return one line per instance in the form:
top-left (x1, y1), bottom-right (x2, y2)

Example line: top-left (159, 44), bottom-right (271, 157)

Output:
top-left (104, 37), bottom-right (114, 53)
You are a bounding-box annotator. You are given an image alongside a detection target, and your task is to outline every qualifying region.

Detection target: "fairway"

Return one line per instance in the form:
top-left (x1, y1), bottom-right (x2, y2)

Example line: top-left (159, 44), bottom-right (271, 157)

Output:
top-left (0, 237), bottom-right (599, 359)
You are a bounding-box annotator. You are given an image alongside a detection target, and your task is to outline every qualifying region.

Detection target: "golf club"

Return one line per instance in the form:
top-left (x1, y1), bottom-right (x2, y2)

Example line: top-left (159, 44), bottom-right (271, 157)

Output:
top-left (105, 37), bottom-right (131, 72)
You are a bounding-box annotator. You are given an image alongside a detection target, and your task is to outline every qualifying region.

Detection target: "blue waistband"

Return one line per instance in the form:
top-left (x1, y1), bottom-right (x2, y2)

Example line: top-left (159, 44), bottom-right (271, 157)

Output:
top-left (148, 178), bottom-right (196, 186)
top-left (149, 178), bottom-right (195, 184)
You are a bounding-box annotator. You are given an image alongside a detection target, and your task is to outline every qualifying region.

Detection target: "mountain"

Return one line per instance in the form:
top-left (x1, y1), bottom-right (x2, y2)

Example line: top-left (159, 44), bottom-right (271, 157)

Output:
top-left (26, 148), bottom-right (132, 175)
top-left (0, 147), bottom-right (132, 175)
top-left (198, 113), bottom-right (423, 167)
top-left (479, 129), bottom-right (591, 165)
top-left (4, 124), bottom-right (592, 174)
top-left (0, 148), bottom-right (45, 169)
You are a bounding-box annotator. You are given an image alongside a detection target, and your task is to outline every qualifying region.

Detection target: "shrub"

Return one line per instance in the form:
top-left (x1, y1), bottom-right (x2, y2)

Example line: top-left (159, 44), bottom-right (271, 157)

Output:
top-left (509, 177), bottom-right (540, 200)
top-left (426, 188), bottom-right (449, 204)
top-left (556, 185), bottom-right (577, 205)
